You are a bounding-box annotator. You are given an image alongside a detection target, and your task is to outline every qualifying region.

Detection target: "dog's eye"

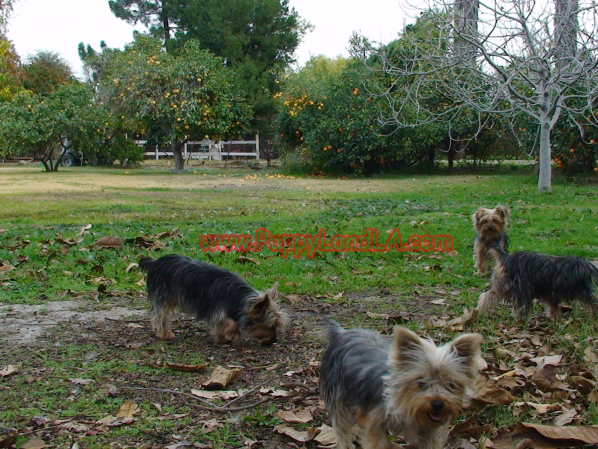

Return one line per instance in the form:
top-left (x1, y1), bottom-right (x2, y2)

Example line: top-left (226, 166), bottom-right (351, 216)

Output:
top-left (446, 381), bottom-right (458, 391)
top-left (416, 379), bottom-right (427, 389)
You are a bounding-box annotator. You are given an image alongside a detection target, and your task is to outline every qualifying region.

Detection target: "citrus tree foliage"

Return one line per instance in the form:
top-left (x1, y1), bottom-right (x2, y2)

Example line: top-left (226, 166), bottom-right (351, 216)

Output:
top-left (22, 51), bottom-right (75, 95)
top-left (0, 35), bottom-right (23, 101)
top-left (0, 83), bottom-right (142, 170)
top-left (108, 0), bottom-right (308, 136)
top-left (92, 36), bottom-right (251, 170)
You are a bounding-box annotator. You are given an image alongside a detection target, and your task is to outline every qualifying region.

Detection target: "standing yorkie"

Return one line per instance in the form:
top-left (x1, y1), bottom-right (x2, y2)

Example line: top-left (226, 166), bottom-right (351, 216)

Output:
top-left (319, 320), bottom-right (483, 449)
top-left (472, 205), bottom-right (510, 276)
top-left (477, 246), bottom-right (598, 320)
top-left (139, 255), bottom-right (286, 344)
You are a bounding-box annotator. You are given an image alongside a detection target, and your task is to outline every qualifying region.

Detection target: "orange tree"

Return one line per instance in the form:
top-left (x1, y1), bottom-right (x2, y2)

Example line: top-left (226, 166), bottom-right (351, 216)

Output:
top-left (276, 54), bottom-right (463, 176)
top-left (91, 35), bottom-right (251, 170)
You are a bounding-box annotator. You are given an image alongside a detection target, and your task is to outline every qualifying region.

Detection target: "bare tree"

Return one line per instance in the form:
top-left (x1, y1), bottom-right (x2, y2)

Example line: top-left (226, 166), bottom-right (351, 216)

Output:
top-left (360, 0), bottom-right (598, 191)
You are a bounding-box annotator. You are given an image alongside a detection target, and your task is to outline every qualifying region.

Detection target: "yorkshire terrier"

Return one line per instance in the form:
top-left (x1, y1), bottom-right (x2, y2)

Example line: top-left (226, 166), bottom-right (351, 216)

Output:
top-left (319, 320), bottom-right (483, 449)
top-left (472, 205), bottom-right (509, 276)
top-left (139, 255), bottom-right (286, 344)
top-left (477, 246), bottom-right (598, 320)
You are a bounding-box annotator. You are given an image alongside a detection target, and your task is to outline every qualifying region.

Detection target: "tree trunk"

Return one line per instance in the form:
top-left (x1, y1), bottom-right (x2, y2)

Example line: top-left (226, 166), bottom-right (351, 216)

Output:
top-left (172, 141), bottom-right (185, 170)
top-left (538, 116), bottom-right (552, 192)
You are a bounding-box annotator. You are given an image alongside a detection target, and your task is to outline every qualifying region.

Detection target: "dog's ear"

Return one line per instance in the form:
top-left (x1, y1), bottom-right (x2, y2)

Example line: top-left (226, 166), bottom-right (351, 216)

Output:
top-left (392, 326), bottom-right (424, 361)
top-left (472, 208), bottom-right (486, 225)
top-left (494, 205), bottom-right (509, 220)
top-left (264, 283), bottom-right (279, 301)
top-left (451, 333), bottom-right (483, 359)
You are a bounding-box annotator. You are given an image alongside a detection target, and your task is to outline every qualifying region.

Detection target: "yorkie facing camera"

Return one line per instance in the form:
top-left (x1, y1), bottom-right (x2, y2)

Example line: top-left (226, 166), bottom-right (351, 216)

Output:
top-left (473, 205), bottom-right (509, 276)
top-left (139, 255), bottom-right (286, 344)
top-left (477, 246), bottom-right (598, 320)
top-left (319, 320), bottom-right (483, 449)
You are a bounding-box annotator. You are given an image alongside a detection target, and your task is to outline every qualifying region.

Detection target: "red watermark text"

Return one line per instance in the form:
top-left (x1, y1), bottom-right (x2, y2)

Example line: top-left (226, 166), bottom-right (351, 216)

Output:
top-left (199, 228), bottom-right (453, 259)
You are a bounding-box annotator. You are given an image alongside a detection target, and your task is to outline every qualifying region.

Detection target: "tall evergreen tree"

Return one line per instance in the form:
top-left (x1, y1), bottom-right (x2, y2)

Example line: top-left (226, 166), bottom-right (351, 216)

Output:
top-left (108, 0), bottom-right (175, 49)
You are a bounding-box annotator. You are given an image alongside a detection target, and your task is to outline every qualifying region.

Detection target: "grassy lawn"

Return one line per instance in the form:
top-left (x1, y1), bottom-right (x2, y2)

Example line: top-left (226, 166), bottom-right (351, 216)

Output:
top-left (0, 164), bottom-right (597, 448)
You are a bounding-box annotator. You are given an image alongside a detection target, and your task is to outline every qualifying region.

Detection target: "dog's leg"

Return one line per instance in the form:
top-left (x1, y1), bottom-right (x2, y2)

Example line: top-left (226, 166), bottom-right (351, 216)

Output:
top-left (330, 411), bottom-right (356, 449)
top-left (360, 410), bottom-right (394, 449)
top-left (477, 289), bottom-right (500, 313)
top-left (474, 242), bottom-right (487, 276)
top-left (150, 303), bottom-right (175, 340)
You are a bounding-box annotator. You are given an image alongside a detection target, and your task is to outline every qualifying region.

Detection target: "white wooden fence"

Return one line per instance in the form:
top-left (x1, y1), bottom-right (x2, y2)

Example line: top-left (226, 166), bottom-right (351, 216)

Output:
top-left (137, 135), bottom-right (259, 161)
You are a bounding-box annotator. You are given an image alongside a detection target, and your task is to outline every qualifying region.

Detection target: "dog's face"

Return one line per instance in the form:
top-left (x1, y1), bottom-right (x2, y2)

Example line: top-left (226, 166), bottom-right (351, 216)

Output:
top-left (388, 327), bottom-right (483, 428)
top-left (245, 284), bottom-right (287, 345)
top-left (473, 205), bottom-right (509, 238)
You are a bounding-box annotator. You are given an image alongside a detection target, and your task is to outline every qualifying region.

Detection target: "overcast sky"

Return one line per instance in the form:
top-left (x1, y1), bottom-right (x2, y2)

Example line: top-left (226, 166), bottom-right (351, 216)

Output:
top-left (5, 0), bottom-right (408, 77)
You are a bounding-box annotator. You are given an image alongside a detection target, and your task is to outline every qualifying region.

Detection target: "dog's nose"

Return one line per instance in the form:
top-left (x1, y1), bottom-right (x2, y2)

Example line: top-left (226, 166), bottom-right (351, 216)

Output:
top-left (487, 225), bottom-right (494, 232)
top-left (431, 400), bottom-right (445, 412)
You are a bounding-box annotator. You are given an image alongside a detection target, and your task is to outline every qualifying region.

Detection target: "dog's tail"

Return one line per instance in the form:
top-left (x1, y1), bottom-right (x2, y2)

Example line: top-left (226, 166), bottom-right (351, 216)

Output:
top-left (319, 318), bottom-right (344, 342)
top-left (139, 256), bottom-right (156, 272)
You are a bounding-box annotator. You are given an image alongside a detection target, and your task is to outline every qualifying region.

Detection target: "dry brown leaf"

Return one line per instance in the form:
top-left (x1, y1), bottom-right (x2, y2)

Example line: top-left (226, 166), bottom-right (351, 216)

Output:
top-left (68, 378), bottom-right (94, 386)
top-left (191, 389), bottom-right (239, 400)
top-left (202, 366), bottom-right (242, 390)
top-left (431, 299), bottom-right (446, 305)
top-left (513, 402), bottom-right (561, 414)
top-left (513, 422), bottom-right (598, 445)
top-left (553, 408), bottom-right (578, 427)
top-left (94, 236), bottom-right (124, 250)
top-left (473, 377), bottom-right (514, 406)
top-left (568, 375), bottom-right (594, 395)
top-left (284, 293), bottom-right (303, 305)
top-left (314, 424), bottom-right (337, 446)
top-left (530, 355), bottom-right (562, 368)
top-left (270, 389), bottom-right (292, 397)
top-left (0, 265), bottom-right (15, 273)
top-left (277, 410), bottom-right (313, 424)
top-left (166, 362), bottom-right (208, 372)
top-left (274, 425), bottom-right (318, 443)
top-left (202, 418), bottom-right (224, 433)
top-left (125, 262), bottom-right (139, 273)
top-left (584, 346), bottom-right (598, 364)
top-left (237, 256), bottom-right (260, 265)
top-left (366, 311), bottom-right (389, 320)
top-left (587, 390), bottom-right (598, 404)
top-left (0, 365), bottom-right (18, 377)
top-left (116, 400), bottom-right (139, 419)
top-left (21, 438), bottom-right (52, 449)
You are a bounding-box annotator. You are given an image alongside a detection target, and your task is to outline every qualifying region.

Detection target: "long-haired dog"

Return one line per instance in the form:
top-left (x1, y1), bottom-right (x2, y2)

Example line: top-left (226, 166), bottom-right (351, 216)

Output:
top-left (319, 320), bottom-right (483, 449)
top-left (139, 255), bottom-right (286, 344)
top-left (473, 205), bottom-right (509, 276)
top-left (477, 246), bottom-right (598, 319)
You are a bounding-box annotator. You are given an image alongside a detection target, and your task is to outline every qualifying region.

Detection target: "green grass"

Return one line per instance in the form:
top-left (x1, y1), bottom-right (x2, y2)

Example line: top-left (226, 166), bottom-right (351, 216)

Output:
top-left (1, 165), bottom-right (597, 447)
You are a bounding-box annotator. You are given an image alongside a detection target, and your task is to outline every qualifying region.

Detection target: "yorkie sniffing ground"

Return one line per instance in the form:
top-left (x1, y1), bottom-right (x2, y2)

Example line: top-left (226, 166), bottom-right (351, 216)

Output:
top-left (319, 321), bottom-right (483, 449)
top-left (477, 246), bottom-right (598, 320)
top-left (139, 255), bottom-right (286, 344)
top-left (473, 205), bottom-right (509, 276)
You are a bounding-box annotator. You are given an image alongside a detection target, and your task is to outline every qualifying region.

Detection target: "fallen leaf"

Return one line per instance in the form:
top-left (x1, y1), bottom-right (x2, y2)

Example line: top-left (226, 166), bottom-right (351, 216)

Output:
top-left (530, 355), bottom-right (562, 368)
top-left (191, 389), bottom-right (239, 400)
top-left (0, 265), bottom-right (15, 273)
top-left (314, 424), bottom-right (337, 446)
top-left (237, 256), bottom-right (260, 265)
top-left (167, 362), bottom-right (208, 372)
top-left (584, 346), bottom-right (598, 364)
top-left (116, 400), bottom-right (139, 419)
top-left (93, 236), bottom-right (124, 250)
top-left (202, 366), bottom-right (242, 390)
top-left (202, 418), bottom-right (223, 433)
top-left (277, 410), bottom-right (313, 424)
top-left (0, 365), bottom-right (18, 377)
top-left (125, 262), bottom-right (139, 273)
top-left (284, 293), bottom-right (303, 305)
top-left (21, 438), bottom-right (52, 449)
top-left (366, 311), bottom-right (389, 320)
top-left (513, 422), bottom-right (598, 445)
top-left (554, 408), bottom-right (578, 427)
top-left (68, 378), bottom-right (94, 386)
top-left (513, 402), bottom-right (561, 414)
top-left (274, 425), bottom-right (318, 443)
top-left (431, 299), bottom-right (446, 305)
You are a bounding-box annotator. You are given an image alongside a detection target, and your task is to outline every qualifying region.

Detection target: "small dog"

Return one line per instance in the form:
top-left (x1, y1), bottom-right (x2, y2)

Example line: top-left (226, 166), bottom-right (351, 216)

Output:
top-left (473, 205), bottom-right (509, 276)
top-left (139, 254), bottom-right (286, 344)
top-left (477, 246), bottom-right (598, 319)
top-left (319, 320), bottom-right (483, 449)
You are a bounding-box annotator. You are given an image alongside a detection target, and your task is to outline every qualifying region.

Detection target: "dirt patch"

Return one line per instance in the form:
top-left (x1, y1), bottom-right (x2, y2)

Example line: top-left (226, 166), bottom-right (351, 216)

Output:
top-left (0, 300), bottom-right (146, 345)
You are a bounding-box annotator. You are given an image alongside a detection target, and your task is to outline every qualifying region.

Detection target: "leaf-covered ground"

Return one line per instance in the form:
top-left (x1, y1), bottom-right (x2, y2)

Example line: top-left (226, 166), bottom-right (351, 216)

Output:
top-left (1, 165), bottom-right (598, 449)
